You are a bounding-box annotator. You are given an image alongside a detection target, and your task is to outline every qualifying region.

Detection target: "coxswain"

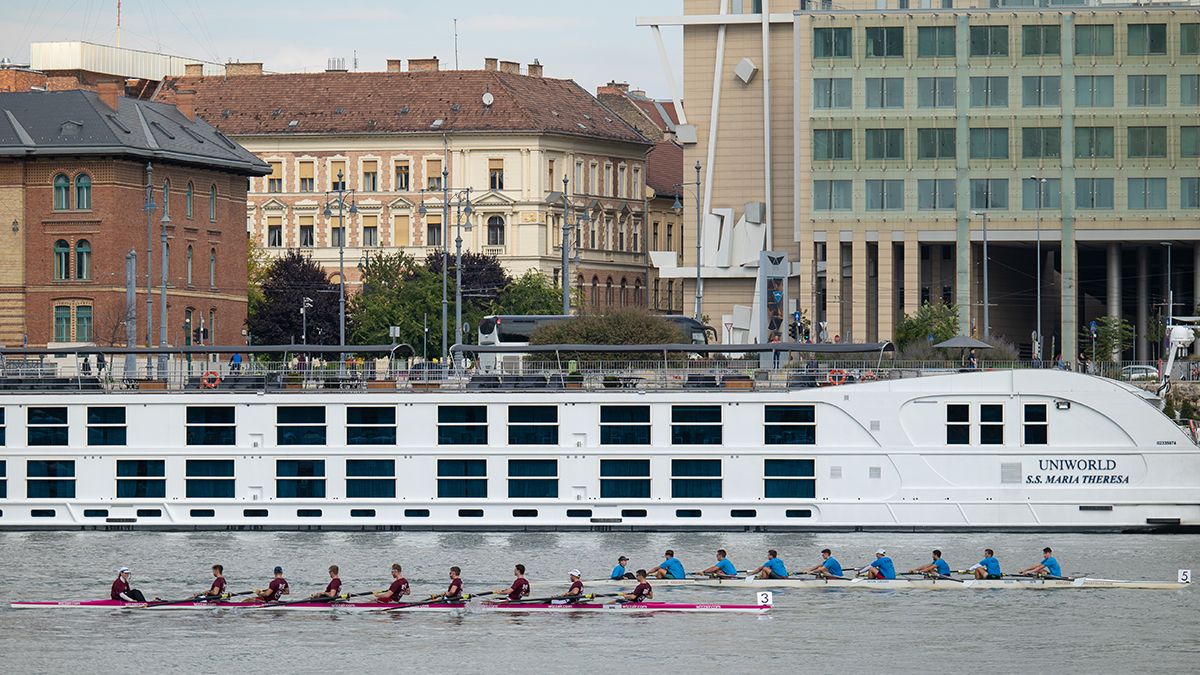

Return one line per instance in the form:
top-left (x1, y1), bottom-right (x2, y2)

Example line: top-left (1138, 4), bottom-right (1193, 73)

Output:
top-left (618, 570), bottom-right (653, 603)
top-left (859, 549), bottom-right (897, 580)
top-left (373, 563), bottom-right (411, 604)
top-left (248, 566), bottom-right (289, 603)
top-left (495, 564), bottom-right (531, 602)
top-left (749, 549), bottom-right (788, 580)
top-left (197, 564), bottom-right (226, 600)
top-left (111, 567), bottom-right (147, 603)
top-left (699, 549), bottom-right (739, 578)
top-left (908, 550), bottom-right (952, 578)
top-left (554, 570), bottom-right (584, 604)
top-left (611, 555), bottom-right (634, 580)
top-left (311, 565), bottom-right (342, 601)
top-left (647, 549), bottom-right (686, 580)
top-left (432, 566), bottom-right (465, 603)
top-left (802, 549), bottom-right (844, 578)
top-left (968, 548), bottom-right (1003, 579)
top-left (1019, 547), bottom-right (1063, 578)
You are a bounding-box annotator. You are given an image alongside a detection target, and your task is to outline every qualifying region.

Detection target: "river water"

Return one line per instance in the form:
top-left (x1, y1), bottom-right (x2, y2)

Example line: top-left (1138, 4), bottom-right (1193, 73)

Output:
top-left (0, 530), bottom-right (1196, 674)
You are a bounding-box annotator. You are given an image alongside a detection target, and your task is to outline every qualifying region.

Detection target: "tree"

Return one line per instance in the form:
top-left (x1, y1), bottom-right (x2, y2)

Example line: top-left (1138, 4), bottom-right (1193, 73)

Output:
top-left (497, 270), bottom-right (565, 316)
top-left (530, 309), bottom-right (686, 362)
top-left (893, 302), bottom-right (960, 350)
top-left (1081, 315), bottom-right (1134, 363)
top-left (349, 252), bottom-right (441, 357)
top-left (426, 250), bottom-right (510, 309)
top-left (246, 251), bottom-right (339, 346)
top-left (246, 238), bottom-right (272, 324)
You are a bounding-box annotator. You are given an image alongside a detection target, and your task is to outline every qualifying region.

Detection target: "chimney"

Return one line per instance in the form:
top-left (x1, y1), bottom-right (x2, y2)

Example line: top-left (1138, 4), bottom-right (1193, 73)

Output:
top-left (175, 89), bottom-right (196, 122)
top-left (96, 80), bottom-right (121, 111)
top-left (386, 59), bottom-right (403, 73)
top-left (225, 62), bottom-right (263, 76)
top-left (596, 81), bottom-right (631, 97)
top-left (498, 60), bottom-right (519, 74)
top-left (184, 63), bottom-right (204, 77)
top-left (527, 61), bottom-right (543, 78)
top-left (484, 57), bottom-right (498, 72)
top-left (409, 57), bottom-right (439, 72)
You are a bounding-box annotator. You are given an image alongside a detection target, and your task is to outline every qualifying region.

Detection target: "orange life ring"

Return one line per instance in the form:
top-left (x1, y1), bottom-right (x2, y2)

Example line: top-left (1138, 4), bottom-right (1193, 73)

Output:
top-left (861, 370), bottom-right (877, 381)
top-left (200, 371), bottom-right (222, 389)
top-left (827, 369), bottom-right (848, 386)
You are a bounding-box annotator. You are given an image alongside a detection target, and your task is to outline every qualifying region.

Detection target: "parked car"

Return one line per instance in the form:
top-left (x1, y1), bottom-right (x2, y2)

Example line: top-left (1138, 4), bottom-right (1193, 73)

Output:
top-left (1120, 365), bottom-right (1159, 381)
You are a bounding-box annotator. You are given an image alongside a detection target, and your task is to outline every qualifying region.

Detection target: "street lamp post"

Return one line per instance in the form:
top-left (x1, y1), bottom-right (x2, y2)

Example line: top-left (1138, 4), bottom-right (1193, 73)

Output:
top-left (672, 161), bottom-right (704, 320)
top-left (322, 170), bottom-right (357, 359)
top-left (561, 176), bottom-right (571, 315)
top-left (143, 163), bottom-right (156, 376)
top-left (158, 207), bottom-right (169, 378)
top-left (454, 188), bottom-right (473, 363)
top-left (419, 180), bottom-right (475, 362)
top-left (1031, 176), bottom-right (1046, 360)
top-left (1162, 241), bottom-right (1174, 327)
top-left (300, 296), bottom-right (312, 345)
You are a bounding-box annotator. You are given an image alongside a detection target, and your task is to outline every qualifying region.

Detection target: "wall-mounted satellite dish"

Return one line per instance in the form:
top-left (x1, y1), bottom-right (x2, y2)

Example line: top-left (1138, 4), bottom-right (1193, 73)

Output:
top-left (482, 91), bottom-right (495, 107)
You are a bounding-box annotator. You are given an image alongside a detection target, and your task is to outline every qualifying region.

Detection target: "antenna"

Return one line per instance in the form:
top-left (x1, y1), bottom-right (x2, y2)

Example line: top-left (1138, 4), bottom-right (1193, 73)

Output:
top-left (116, 0), bottom-right (121, 48)
top-left (353, 50), bottom-right (358, 71)
top-left (453, 18), bottom-right (459, 70)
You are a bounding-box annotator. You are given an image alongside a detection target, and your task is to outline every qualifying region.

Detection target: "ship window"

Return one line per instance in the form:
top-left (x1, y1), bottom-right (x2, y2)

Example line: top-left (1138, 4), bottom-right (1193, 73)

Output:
top-left (190, 509), bottom-right (215, 517)
top-left (786, 509), bottom-right (813, 518)
top-left (601, 459), bottom-right (650, 498)
top-left (676, 509), bottom-right (702, 518)
top-left (980, 404), bottom-right (1004, 445)
top-left (437, 459), bottom-right (487, 498)
top-left (567, 509), bottom-right (592, 518)
top-left (26, 460), bottom-right (75, 498)
top-left (764, 459), bottom-right (816, 498)
top-left (946, 404), bottom-right (970, 445)
top-left (508, 459), bottom-right (558, 498)
top-left (0, 460), bottom-right (6, 499)
top-left (351, 509), bottom-right (377, 518)
top-left (731, 509), bottom-right (757, 518)
top-left (137, 509), bottom-right (162, 518)
top-left (277, 459), bottom-right (326, 498)
top-left (31, 509), bottom-right (56, 517)
top-left (87, 407), bottom-right (126, 446)
top-left (28, 407), bottom-right (68, 446)
top-left (513, 509), bottom-right (538, 518)
top-left (671, 459), bottom-right (722, 498)
top-left (1024, 403), bottom-right (1048, 445)
top-left (297, 509), bottom-right (322, 518)
top-left (672, 405), bottom-right (722, 445)
top-left (277, 407), bottom-right (326, 446)
top-left (508, 406), bottom-right (558, 445)
top-left (600, 405), bottom-right (650, 445)
top-left (438, 405), bottom-right (488, 445)
top-left (347, 407), bottom-right (396, 445)
top-left (186, 406), bottom-right (235, 445)
top-left (84, 509), bottom-right (108, 518)
top-left (186, 459), bottom-right (235, 498)
top-left (459, 509), bottom-right (485, 517)
top-left (764, 405), bottom-right (816, 445)
top-left (244, 509), bottom-right (268, 518)
top-left (346, 459), bottom-right (396, 498)
top-left (117, 460), bottom-right (165, 498)
top-left (621, 508), bottom-right (647, 518)
top-left (405, 508), bottom-right (430, 517)
top-left (0, 408), bottom-right (6, 446)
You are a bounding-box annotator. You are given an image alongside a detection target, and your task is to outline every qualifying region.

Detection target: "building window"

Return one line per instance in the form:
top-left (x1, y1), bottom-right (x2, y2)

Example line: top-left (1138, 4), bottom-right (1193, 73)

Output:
top-left (1184, 24), bottom-right (1200, 55)
top-left (1128, 178), bottom-right (1167, 210)
top-left (947, 404), bottom-right (969, 444)
top-left (969, 126), bottom-right (1008, 158)
top-left (1075, 127), bottom-right (1115, 159)
top-left (425, 159), bottom-right (443, 191)
top-left (865, 179), bottom-right (905, 211)
top-left (266, 217), bottom-right (282, 247)
top-left (605, 278), bottom-right (614, 306)
top-left (487, 216), bottom-right (505, 246)
top-left (186, 245), bottom-right (193, 285)
top-left (573, 160), bottom-right (584, 193)
top-left (813, 129), bottom-right (852, 161)
top-left (1182, 76), bottom-right (1200, 107)
top-left (299, 161), bottom-right (314, 192)
top-left (28, 407), bottom-right (68, 445)
top-left (509, 405), bottom-right (557, 445)
top-left (117, 460), bottom-right (165, 498)
top-left (277, 460), bottom-right (325, 498)
top-left (588, 161), bottom-right (599, 194)
top-left (362, 214), bottom-right (379, 247)
top-left (393, 214), bottom-right (410, 246)
top-left (186, 459), bottom-right (235, 498)
top-left (27, 459), bottom-right (75, 498)
top-left (346, 459), bottom-right (396, 498)
top-left (330, 161), bottom-right (346, 191)
top-left (813, 78), bottom-right (851, 109)
top-left (508, 459), bottom-right (558, 498)
top-left (1022, 76), bottom-right (1061, 107)
top-left (671, 459), bottom-right (722, 498)
top-left (425, 214), bottom-right (441, 247)
top-left (917, 25), bottom-right (955, 57)
top-left (331, 223), bottom-right (344, 248)
top-left (1022, 178), bottom-right (1061, 210)
top-left (75, 305), bottom-right (92, 342)
top-left (1024, 403), bottom-right (1048, 445)
top-left (1075, 24), bottom-right (1114, 56)
top-left (277, 406), bottom-right (326, 446)
top-left (394, 161), bottom-right (410, 191)
top-left (603, 164), bottom-right (614, 196)
top-left (53, 240), bottom-right (70, 280)
top-left (1181, 178), bottom-right (1200, 209)
top-left (969, 76), bottom-right (1008, 107)
top-left (970, 25), bottom-right (1008, 56)
top-left (917, 128), bottom-right (955, 159)
top-left (438, 405), bottom-right (487, 445)
top-left (970, 179), bottom-right (1008, 210)
top-left (918, 179), bottom-right (956, 210)
top-left (362, 160), bottom-right (378, 191)
top-left (437, 459), bottom-right (487, 498)
top-left (1075, 178), bottom-right (1115, 210)
top-left (347, 406), bottom-right (396, 445)
top-left (1128, 127), bottom-right (1167, 158)
top-left (765, 459), bottom-right (816, 498)
top-left (764, 405), bottom-right (815, 445)
top-left (1076, 75), bottom-right (1114, 107)
top-left (813, 180), bottom-right (852, 211)
top-left (1128, 75), bottom-right (1166, 106)
top-left (53, 305), bottom-right (70, 341)
top-left (813, 27), bottom-right (851, 57)
top-left (291, 214), bottom-right (311, 247)
top-left (864, 128), bottom-right (904, 160)
top-left (208, 185), bottom-right (217, 221)
top-left (1021, 128), bottom-right (1061, 159)
top-left (267, 162), bottom-right (282, 193)
top-left (672, 405), bottom-right (721, 445)
top-left (73, 240), bottom-right (92, 280)
top-left (1023, 24), bottom-right (1060, 56)
top-left (866, 26), bottom-right (903, 57)
top-left (53, 173), bottom-right (70, 210)
top-left (1184, 127), bottom-right (1200, 158)
top-left (600, 459), bottom-right (650, 499)
top-left (617, 165), bottom-right (627, 198)
top-left (917, 77), bottom-right (956, 108)
top-left (488, 159), bottom-right (504, 190)
top-left (865, 77), bottom-right (904, 109)
top-left (74, 174), bottom-right (92, 210)
top-left (1128, 23), bottom-right (1167, 56)
top-left (185, 182), bottom-right (194, 218)
top-left (600, 405), bottom-right (650, 445)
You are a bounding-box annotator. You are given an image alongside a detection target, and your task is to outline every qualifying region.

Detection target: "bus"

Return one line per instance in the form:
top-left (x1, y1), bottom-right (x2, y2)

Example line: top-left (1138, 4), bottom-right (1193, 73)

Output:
top-left (476, 314), bottom-right (711, 372)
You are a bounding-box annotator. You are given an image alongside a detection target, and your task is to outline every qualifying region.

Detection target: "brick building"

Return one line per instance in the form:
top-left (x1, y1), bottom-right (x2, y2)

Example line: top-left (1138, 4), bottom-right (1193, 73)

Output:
top-left (0, 83), bottom-right (269, 348)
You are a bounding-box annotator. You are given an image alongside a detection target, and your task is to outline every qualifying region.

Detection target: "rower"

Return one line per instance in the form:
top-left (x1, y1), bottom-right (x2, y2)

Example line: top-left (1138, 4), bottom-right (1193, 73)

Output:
top-left (908, 550), bottom-right (952, 578)
top-left (647, 549), bottom-right (686, 580)
top-left (198, 564), bottom-right (226, 600)
top-left (554, 569), bottom-right (584, 604)
top-left (618, 570), bottom-right (653, 603)
top-left (1019, 547), bottom-right (1063, 578)
top-left (699, 549), bottom-right (739, 578)
top-left (432, 566), bottom-right (464, 603)
top-left (495, 564), bottom-right (531, 602)
top-left (968, 548), bottom-right (1003, 579)
top-left (374, 563), bottom-right (411, 603)
top-left (249, 566), bottom-right (289, 603)
top-left (859, 549), bottom-right (897, 580)
top-left (749, 549), bottom-right (788, 580)
top-left (111, 567), bottom-right (147, 603)
top-left (312, 565), bottom-right (342, 601)
top-left (802, 549), bottom-right (844, 578)
top-left (611, 555), bottom-right (634, 580)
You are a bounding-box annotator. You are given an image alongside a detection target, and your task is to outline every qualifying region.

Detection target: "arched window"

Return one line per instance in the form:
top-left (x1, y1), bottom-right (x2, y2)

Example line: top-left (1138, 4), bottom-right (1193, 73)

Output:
top-left (75, 240), bottom-right (91, 280)
top-left (487, 215), bottom-right (505, 246)
top-left (667, 280), bottom-right (675, 310)
top-left (209, 248), bottom-right (216, 287)
top-left (161, 179), bottom-right (170, 217)
top-left (620, 278), bottom-right (628, 307)
top-left (185, 182), bottom-right (194, 219)
top-left (74, 174), bottom-right (92, 210)
top-left (605, 277), bottom-right (614, 306)
top-left (653, 279), bottom-right (660, 310)
top-left (208, 185), bottom-right (217, 222)
top-left (590, 276), bottom-right (599, 307)
top-left (53, 240), bottom-right (70, 280)
top-left (186, 245), bottom-right (194, 285)
top-left (53, 174), bottom-right (70, 210)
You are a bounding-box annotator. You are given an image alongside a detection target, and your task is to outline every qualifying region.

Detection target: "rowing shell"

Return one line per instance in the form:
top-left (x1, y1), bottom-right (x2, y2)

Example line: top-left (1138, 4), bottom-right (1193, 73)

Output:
top-left (587, 577), bottom-right (1188, 590)
top-left (8, 599), bottom-right (771, 613)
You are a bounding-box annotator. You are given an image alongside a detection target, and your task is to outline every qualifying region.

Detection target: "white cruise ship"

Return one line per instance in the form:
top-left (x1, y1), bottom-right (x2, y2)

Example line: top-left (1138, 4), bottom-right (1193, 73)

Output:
top-left (0, 346), bottom-right (1196, 532)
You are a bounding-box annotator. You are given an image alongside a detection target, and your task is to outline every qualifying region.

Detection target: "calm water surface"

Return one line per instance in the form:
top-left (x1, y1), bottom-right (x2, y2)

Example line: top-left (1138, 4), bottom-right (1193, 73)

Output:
top-left (0, 531), bottom-right (1196, 674)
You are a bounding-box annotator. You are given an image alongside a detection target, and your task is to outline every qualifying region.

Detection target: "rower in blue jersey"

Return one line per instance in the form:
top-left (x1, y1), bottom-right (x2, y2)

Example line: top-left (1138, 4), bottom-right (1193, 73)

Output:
top-left (610, 555), bottom-right (634, 580)
top-left (969, 548), bottom-right (1003, 579)
top-left (802, 549), bottom-right (844, 578)
top-left (860, 549), bottom-right (896, 580)
top-left (699, 549), bottom-right (739, 578)
top-left (749, 549), bottom-right (788, 579)
top-left (1019, 547), bottom-right (1063, 578)
top-left (908, 550), bottom-right (952, 578)
top-left (648, 549), bottom-right (686, 580)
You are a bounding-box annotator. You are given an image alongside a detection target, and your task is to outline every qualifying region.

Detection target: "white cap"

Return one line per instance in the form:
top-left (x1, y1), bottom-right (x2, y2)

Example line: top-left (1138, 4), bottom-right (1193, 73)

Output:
top-left (569, 569), bottom-right (581, 578)
top-left (118, 567), bottom-right (130, 574)
top-left (875, 549), bottom-right (886, 556)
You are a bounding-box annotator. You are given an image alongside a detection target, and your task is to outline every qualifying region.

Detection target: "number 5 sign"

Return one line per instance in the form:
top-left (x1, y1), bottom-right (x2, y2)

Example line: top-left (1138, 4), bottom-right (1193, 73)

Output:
top-left (1179, 569), bottom-right (1192, 584)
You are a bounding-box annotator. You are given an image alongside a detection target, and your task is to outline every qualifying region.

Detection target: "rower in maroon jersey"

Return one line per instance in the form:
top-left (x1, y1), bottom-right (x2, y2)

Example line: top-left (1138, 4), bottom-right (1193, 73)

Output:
top-left (310, 565), bottom-right (342, 601)
top-left (373, 563), bottom-right (410, 604)
top-left (618, 569), bottom-right (653, 603)
top-left (431, 566), bottom-right (464, 603)
top-left (110, 567), bottom-right (147, 603)
top-left (247, 566), bottom-right (289, 603)
top-left (197, 564), bottom-right (226, 600)
top-left (494, 564), bottom-right (531, 602)
top-left (553, 569), bottom-right (584, 604)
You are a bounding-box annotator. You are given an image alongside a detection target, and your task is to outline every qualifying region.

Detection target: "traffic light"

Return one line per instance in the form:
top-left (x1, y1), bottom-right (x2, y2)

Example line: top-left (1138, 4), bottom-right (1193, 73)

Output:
top-left (789, 321), bottom-right (799, 340)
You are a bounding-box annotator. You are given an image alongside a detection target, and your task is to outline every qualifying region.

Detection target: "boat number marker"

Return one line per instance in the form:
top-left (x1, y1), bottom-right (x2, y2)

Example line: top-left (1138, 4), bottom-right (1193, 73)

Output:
top-left (1179, 570), bottom-right (1192, 584)
top-left (756, 591), bottom-right (773, 606)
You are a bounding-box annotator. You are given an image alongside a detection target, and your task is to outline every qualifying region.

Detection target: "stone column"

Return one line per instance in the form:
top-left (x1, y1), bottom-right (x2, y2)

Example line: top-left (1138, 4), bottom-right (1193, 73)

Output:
top-left (877, 235), bottom-right (895, 342)
top-left (1137, 246), bottom-right (1149, 360)
top-left (904, 234), bottom-right (920, 318)
top-left (852, 233), bottom-right (868, 343)
top-left (825, 237), bottom-right (841, 341)
top-left (1194, 244), bottom-right (1200, 355)
top-left (1107, 243), bottom-right (1122, 359)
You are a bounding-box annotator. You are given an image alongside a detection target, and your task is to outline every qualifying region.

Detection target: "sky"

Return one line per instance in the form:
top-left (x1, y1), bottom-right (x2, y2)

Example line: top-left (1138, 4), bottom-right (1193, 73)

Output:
top-left (1, 0), bottom-right (684, 96)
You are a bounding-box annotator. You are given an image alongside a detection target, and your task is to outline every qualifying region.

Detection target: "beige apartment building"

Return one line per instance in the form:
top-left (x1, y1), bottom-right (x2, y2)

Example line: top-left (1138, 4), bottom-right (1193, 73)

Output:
top-left (641, 0), bottom-right (1200, 361)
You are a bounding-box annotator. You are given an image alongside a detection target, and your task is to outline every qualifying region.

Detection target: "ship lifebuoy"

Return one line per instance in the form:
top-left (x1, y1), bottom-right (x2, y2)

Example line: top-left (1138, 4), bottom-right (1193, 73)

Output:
top-left (861, 370), bottom-right (877, 381)
top-left (827, 369), bottom-right (848, 386)
top-left (200, 371), bottom-right (222, 389)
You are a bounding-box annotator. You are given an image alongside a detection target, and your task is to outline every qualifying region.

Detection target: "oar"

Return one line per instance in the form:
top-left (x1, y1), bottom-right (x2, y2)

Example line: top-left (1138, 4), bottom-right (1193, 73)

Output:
top-left (143, 589), bottom-right (254, 608)
top-left (503, 592), bottom-right (621, 604)
top-left (263, 589), bottom-right (386, 608)
top-left (1007, 573), bottom-right (1075, 582)
top-left (380, 591), bottom-right (497, 613)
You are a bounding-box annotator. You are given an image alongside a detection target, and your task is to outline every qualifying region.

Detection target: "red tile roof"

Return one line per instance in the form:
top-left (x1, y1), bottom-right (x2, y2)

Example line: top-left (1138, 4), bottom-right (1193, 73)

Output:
top-left (632, 98), bottom-right (679, 133)
top-left (646, 139), bottom-right (683, 197)
top-left (154, 71), bottom-right (651, 145)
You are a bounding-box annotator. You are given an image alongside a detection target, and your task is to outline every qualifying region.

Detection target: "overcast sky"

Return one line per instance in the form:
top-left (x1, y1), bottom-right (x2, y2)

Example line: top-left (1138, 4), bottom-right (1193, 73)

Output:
top-left (1, 0), bottom-right (684, 96)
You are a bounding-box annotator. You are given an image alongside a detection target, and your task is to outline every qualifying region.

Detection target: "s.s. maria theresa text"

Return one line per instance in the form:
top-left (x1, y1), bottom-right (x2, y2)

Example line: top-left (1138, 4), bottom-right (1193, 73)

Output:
top-left (1025, 458), bottom-right (1130, 484)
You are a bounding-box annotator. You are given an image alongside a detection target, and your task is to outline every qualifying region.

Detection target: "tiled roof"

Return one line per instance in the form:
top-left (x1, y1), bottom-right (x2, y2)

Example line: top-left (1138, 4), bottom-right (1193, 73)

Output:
top-left (646, 139), bottom-right (683, 197)
top-left (154, 71), bottom-right (653, 145)
top-left (0, 89), bottom-right (270, 174)
top-left (631, 97), bottom-right (679, 133)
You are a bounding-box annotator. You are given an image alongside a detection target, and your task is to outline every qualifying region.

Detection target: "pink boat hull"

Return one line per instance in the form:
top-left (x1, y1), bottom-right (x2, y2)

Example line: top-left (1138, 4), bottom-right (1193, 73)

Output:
top-left (10, 599), bottom-right (769, 613)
